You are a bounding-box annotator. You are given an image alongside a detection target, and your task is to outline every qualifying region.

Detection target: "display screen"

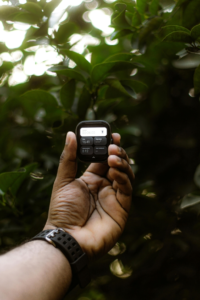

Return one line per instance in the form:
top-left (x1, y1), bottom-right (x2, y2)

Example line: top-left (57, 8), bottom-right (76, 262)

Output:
top-left (80, 127), bottom-right (107, 137)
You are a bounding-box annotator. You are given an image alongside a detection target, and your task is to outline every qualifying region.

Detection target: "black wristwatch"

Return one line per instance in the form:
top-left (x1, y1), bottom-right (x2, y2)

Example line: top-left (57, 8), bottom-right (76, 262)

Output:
top-left (31, 228), bottom-right (91, 292)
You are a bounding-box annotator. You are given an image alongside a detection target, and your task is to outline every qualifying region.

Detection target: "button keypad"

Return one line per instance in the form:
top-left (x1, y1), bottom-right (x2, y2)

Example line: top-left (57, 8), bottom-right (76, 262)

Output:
top-left (80, 137), bottom-right (93, 145)
top-left (80, 146), bottom-right (93, 155)
top-left (94, 146), bottom-right (107, 155)
top-left (94, 137), bottom-right (107, 146)
top-left (80, 135), bottom-right (108, 156)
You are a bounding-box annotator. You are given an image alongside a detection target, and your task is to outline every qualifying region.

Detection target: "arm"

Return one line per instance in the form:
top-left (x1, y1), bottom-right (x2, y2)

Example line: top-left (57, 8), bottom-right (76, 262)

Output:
top-left (0, 241), bottom-right (72, 300)
top-left (0, 131), bottom-right (134, 300)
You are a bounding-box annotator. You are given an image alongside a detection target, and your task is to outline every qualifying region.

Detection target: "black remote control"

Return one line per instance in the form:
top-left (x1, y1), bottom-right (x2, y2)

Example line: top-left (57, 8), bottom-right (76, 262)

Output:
top-left (75, 120), bottom-right (112, 163)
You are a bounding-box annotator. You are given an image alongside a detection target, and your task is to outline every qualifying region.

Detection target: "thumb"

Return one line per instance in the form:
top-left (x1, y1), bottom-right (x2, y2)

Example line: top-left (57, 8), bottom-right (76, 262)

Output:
top-left (55, 131), bottom-right (77, 186)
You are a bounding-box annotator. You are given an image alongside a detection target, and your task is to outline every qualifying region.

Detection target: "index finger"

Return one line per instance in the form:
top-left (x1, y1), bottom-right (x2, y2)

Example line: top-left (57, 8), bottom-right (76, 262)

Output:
top-left (85, 133), bottom-right (121, 176)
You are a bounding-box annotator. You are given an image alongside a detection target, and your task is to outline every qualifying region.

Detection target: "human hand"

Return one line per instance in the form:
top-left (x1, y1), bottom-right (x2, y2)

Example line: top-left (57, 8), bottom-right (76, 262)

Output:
top-left (44, 131), bottom-right (135, 260)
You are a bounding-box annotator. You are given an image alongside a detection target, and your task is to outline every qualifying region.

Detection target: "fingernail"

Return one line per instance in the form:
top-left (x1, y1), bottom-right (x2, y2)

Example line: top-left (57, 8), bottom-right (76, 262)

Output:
top-left (117, 157), bottom-right (122, 163)
top-left (66, 132), bottom-right (71, 145)
top-left (118, 146), bottom-right (122, 153)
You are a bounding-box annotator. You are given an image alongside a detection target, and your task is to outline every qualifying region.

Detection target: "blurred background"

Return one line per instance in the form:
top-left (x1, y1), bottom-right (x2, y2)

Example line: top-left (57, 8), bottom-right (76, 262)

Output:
top-left (1, 0), bottom-right (200, 299)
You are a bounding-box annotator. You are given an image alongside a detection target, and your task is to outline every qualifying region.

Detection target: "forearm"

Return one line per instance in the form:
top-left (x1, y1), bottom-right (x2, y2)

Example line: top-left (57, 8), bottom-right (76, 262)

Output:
top-left (0, 240), bottom-right (72, 300)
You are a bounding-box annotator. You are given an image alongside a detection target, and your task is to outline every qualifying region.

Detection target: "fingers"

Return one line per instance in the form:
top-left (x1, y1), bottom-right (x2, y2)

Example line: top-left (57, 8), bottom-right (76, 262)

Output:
top-left (108, 146), bottom-right (135, 185)
top-left (85, 133), bottom-right (121, 176)
top-left (107, 168), bottom-right (132, 213)
top-left (55, 131), bottom-right (77, 187)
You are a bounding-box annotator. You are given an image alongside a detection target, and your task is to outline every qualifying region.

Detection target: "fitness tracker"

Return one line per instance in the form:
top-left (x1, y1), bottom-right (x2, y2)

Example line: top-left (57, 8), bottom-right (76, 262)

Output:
top-left (75, 120), bottom-right (112, 163)
top-left (31, 228), bottom-right (91, 292)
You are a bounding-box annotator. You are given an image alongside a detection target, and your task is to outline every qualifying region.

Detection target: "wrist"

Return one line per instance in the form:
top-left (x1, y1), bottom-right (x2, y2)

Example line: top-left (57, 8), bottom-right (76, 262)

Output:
top-left (33, 227), bottom-right (91, 290)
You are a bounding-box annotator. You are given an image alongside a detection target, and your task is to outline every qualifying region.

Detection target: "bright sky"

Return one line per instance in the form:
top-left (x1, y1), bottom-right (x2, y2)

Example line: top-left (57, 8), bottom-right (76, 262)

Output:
top-left (0, 0), bottom-right (117, 86)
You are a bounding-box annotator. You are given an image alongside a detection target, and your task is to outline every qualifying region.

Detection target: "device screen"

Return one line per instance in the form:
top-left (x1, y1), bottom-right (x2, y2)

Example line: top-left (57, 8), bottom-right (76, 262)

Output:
top-left (80, 126), bottom-right (108, 156)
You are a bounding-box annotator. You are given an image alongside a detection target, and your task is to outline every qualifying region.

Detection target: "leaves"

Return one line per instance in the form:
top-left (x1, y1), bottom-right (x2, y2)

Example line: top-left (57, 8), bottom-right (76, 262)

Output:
top-left (0, 163), bottom-right (37, 196)
top-left (130, 9), bottom-right (141, 27)
top-left (139, 17), bottom-right (163, 47)
top-left (112, 10), bottom-right (132, 29)
top-left (48, 66), bottom-right (86, 82)
top-left (191, 24), bottom-right (200, 40)
top-left (19, 90), bottom-right (62, 124)
top-left (106, 79), bottom-right (137, 98)
top-left (104, 52), bottom-right (136, 62)
top-left (54, 22), bottom-right (79, 44)
top-left (161, 25), bottom-right (190, 37)
top-left (180, 194), bottom-right (200, 209)
top-left (77, 86), bottom-right (91, 118)
top-left (137, 0), bottom-right (148, 14)
top-left (163, 31), bottom-right (193, 43)
top-left (0, 5), bottom-right (20, 21)
top-left (19, 2), bottom-right (43, 18)
top-left (149, 0), bottom-right (160, 15)
top-left (60, 79), bottom-right (76, 110)
top-left (91, 61), bottom-right (140, 83)
top-left (120, 80), bottom-right (148, 93)
top-left (62, 50), bottom-right (92, 74)
top-left (0, 62), bottom-right (13, 77)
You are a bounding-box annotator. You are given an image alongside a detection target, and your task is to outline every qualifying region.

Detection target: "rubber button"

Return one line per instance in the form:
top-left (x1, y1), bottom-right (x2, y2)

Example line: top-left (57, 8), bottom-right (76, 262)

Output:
top-left (94, 137), bottom-right (107, 146)
top-left (94, 146), bottom-right (107, 155)
top-left (81, 146), bottom-right (93, 155)
top-left (80, 137), bottom-right (93, 145)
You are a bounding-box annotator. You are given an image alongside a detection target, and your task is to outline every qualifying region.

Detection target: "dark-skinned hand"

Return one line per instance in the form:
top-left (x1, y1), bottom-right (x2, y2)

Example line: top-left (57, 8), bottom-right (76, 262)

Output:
top-left (44, 131), bottom-right (135, 260)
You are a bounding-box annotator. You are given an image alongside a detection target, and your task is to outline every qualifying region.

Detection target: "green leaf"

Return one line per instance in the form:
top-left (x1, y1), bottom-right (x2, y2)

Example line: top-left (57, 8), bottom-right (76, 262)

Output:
top-left (120, 80), bottom-right (148, 93)
top-left (61, 50), bottom-right (92, 74)
top-left (106, 79), bottom-right (137, 98)
top-left (97, 98), bottom-right (122, 118)
top-left (110, 29), bottom-right (132, 41)
top-left (112, 10), bottom-right (132, 29)
top-left (180, 194), bottom-right (200, 209)
top-left (0, 163), bottom-right (37, 196)
top-left (13, 12), bottom-right (40, 24)
top-left (194, 65), bottom-right (200, 95)
top-left (191, 24), bottom-right (200, 40)
top-left (91, 61), bottom-right (141, 84)
top-left (0, 5), bottom-right (20, 21)
top-left (115, 2), bottom-right (127, 12)
top-left (19, 2), bottom-right (43, 18)
top-left (161, 25), bottom-right (191, 37)
top-left (163, 31), bottom-right (193, 43)
top-left (131, 9), bottom-right (141, 27)
top-left (0, 61), bottom-right (13, 77)
top-left (104, 52), bottom-right (136, 62)
top-left (54, 22), bottom-right (79, 44)
top-left (43, 0), bottom-right (62, 17)
top-left (60, 79), bottom-right (76, 110)
top-left (149, 0), bottom-right (160, 15)
top-left (182, 0), bottom-right (200, 29)
top-left (139, 17), bottom-right (163, 48)
top-left (19, 90), bottom-right (62, 124)
top-left (48, 66), bottom-right (86, 82)
top-left (137, 0), bottom-right (148, 14)
top-left (77, 87), bottom-right (91, 118)
top-left (174, 0), bottom-right (190, 8)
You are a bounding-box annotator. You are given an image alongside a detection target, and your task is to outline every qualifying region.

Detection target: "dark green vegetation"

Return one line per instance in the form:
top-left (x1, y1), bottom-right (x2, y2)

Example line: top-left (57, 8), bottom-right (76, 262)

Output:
top-left (1, 0), bottom-right (200, 299)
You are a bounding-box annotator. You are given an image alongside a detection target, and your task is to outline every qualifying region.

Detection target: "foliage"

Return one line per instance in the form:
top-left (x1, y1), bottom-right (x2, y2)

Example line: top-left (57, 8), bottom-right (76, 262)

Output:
top-left (1, 0), bottom-right (200, 299)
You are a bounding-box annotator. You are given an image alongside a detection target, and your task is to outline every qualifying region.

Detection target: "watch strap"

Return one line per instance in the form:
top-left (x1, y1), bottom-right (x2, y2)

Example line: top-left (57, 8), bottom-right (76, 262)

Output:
top-left (31, 229), bottom-right (91, 289)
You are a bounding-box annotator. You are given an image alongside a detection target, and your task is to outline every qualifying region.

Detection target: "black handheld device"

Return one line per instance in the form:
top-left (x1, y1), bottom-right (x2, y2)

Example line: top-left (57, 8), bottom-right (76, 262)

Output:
top-left (75, 120), bottom-right (112, 163)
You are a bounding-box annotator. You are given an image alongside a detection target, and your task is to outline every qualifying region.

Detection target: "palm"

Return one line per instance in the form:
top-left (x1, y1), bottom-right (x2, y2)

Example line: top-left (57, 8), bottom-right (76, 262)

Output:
top-left (49, 170), bottom-right (126, 258)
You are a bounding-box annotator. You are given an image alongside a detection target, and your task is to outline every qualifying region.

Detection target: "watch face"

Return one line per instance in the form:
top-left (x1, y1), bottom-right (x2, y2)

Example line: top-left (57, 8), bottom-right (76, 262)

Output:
top-left (76, 121), bottom-right (111, 163)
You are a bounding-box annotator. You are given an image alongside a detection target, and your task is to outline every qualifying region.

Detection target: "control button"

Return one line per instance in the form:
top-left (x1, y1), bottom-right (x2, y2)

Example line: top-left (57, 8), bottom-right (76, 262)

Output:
top-left (80, 137), bottom-right (93, 146)
top-left (94, 137), bottom-right (107, 146)
top-left (94, 146), bottom-right (107, 155)
top-left (80, 146), bottom-right (93, 155)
